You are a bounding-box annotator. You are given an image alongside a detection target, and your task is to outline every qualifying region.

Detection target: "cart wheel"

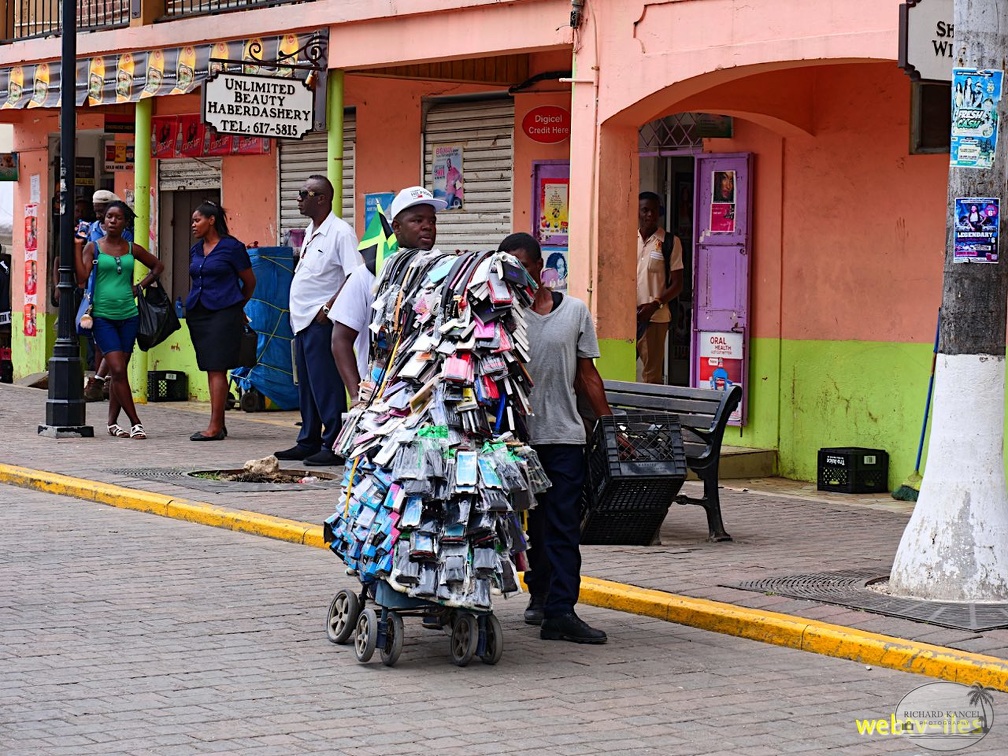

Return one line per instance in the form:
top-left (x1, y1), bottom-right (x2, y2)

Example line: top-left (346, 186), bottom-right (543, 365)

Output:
top-left (355, 607), bottom-right (378, 662)
top-left (380, 612), bottom-right (405, 667)
top-left (480, 614), bottom-right (504, 665)
top-left (326, 589), bottom-right (360, 645)
top-left (449, 612), bottom-right (479, 667)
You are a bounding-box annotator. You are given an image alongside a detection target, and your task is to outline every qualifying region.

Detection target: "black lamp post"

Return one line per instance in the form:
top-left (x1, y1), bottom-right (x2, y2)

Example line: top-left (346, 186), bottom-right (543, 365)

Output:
top-left (39, 0), bottom-right (92, 438)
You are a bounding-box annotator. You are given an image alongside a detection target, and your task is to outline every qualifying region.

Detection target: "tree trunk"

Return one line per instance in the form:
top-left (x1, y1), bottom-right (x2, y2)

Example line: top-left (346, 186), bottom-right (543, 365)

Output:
top-left (889, 0), bottom-right (1008, 601)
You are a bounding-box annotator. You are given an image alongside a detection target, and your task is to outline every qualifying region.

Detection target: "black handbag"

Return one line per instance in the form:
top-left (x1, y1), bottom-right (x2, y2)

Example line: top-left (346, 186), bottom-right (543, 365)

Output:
top-left (237, 323), bottom-right (258, 368)
top-left (136, 279), bottom-right (181, 351)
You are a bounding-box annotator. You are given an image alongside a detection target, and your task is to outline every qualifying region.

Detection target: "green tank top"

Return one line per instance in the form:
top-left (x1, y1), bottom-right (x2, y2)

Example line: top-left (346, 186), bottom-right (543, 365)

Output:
top-left (91, 242), bottom-right (138, 321)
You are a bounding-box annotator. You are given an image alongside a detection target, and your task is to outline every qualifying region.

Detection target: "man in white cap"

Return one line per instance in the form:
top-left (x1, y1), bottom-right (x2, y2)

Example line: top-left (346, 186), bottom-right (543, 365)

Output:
top-left (274, 174), bottom-right (363, 467)
top-left (329, 186), bottom-right (446, 404)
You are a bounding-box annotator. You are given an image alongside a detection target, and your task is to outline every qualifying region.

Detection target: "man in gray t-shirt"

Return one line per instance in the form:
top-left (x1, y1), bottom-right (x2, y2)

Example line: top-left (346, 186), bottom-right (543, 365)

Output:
top-left (499, 232), bottom-right (613, 645)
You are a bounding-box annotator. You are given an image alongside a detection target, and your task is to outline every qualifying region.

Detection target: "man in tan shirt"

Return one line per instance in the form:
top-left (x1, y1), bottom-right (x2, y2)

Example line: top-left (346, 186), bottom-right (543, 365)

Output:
top-left (637, 191), bottom-right (684, 384)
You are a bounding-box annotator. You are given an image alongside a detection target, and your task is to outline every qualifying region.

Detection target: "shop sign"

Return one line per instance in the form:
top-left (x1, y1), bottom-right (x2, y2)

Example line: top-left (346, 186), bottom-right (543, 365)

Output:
top-left (203, 71), bottom-right (314, 140)
top-left (521, 106), bottom-right (570, 143)
top-left (104, 143), bottom-right (134, 172)
top-left (899, 0), bottom-right (953, 82)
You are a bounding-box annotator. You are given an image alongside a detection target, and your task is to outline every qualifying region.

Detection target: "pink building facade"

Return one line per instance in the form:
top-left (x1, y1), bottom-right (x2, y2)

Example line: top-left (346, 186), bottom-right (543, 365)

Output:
top-left (0, 0), bottom-right (950, 483)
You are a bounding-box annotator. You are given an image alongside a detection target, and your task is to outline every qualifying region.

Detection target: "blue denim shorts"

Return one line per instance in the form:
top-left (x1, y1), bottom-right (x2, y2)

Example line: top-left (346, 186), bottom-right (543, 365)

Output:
top-left (92, 315), bottom-right (139, 355)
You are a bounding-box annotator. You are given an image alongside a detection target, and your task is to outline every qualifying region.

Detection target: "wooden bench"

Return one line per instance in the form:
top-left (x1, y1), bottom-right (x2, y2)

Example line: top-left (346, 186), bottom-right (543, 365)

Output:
top-left (602, 380), bottom-right (743, 542)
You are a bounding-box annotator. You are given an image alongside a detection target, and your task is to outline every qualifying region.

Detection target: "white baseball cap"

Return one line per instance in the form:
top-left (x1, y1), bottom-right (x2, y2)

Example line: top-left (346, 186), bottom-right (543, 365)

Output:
top-left (92, 189), bottom-right (119, 204)
top-left (389, 186), bottom-right (447, 221)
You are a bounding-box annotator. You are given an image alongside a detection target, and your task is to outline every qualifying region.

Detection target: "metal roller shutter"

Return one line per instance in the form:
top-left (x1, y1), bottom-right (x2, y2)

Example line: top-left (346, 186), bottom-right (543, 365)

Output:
top-left (278, 112), bottom-right (356, 243)
top-left (423, 98), bottom-right (513, 251)
top-left (157, 158), bottom-right (222, 191)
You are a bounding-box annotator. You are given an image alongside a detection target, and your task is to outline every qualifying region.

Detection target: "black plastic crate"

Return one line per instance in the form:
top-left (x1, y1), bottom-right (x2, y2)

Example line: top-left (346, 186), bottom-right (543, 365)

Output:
top-left (147, 370), bottom-right (188, 402)
top-left (817, 447), bottom-right (889, 493)
top-left (581, 413), bottom-right (688, 545)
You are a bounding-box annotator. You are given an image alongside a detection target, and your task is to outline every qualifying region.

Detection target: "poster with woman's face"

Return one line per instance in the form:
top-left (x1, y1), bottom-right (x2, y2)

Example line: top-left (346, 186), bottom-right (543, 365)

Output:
top-left (711, 170), bottom-right (736, 233)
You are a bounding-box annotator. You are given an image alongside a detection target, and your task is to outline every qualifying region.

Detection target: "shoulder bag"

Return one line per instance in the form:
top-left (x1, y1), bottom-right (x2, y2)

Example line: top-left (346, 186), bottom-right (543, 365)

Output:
top-left (75, 249), bottom-right (98, 335)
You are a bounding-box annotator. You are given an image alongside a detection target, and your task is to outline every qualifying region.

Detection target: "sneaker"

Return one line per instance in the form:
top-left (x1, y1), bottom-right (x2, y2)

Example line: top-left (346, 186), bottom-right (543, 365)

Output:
top-left (304, 449), bottom-right (344, 467)
top-left (541, 611), bottom-right (607, 644)
top-left (274, 445), bottom-right (317, 461)
top-left (83, 377), bottom-right (104, 402)
top-left (524, 596), bottom-right (544, 626)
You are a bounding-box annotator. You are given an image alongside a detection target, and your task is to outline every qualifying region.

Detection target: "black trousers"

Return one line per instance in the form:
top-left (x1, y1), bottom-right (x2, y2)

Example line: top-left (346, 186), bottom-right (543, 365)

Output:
top-left (524, 444), bottom-right (586, 618)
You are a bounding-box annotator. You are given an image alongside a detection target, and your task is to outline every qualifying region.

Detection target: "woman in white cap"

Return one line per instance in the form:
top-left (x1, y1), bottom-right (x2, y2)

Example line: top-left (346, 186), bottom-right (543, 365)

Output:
top-left (76, 200), bottom-right (163, 439)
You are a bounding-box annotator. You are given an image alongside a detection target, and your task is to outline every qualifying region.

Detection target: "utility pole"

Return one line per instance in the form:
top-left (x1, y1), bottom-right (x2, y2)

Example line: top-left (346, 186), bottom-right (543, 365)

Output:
top-left (890, 0), bottom-right (1008, 600)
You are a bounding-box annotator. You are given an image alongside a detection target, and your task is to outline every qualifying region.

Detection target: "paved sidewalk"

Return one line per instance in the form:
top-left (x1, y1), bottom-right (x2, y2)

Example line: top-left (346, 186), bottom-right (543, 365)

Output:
top-left (4, 382), bottom-right (1008, 689)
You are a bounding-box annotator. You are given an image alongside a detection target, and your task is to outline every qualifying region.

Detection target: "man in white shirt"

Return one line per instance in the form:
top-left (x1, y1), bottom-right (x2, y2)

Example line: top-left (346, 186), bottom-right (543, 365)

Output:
top-left (329, 186), bottom-right (445, 402)
top-left (275, 175), bottom-right (363, 466)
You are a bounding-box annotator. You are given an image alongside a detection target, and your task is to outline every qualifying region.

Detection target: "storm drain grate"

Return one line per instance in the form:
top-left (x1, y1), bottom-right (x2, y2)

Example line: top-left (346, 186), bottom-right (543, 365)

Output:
top-left (729, 568), bottom-right (1008, 632)
top-left (105, 467), bottom-right (341, 494)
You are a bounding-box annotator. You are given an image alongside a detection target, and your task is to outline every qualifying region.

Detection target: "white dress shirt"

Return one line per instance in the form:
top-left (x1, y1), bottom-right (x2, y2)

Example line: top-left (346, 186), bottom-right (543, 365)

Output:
top-left (328, 266), bottom-right (376, 383)
top-left (289, 211), bottom-right (362, 334)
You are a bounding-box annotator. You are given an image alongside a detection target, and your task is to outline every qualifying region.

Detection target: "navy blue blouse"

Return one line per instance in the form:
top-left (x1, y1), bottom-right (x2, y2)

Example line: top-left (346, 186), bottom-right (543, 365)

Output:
top-left (186, 235), bottom-right (252, 312)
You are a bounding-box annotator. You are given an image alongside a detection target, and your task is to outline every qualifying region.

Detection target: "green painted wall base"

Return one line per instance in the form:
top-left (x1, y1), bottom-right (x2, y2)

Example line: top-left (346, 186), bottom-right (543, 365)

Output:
top-left (597, 338), bottom-right (636, 382)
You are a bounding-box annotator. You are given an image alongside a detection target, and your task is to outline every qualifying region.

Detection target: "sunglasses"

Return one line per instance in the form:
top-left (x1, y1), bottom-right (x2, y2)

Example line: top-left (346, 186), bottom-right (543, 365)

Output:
top-left (297, 190), bottom-right (326, 200)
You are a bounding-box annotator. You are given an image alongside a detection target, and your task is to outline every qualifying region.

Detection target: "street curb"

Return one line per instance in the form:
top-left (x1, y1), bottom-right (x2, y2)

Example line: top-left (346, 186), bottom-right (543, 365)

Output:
top-left (4, 462), bottom-right (1008, 692)
top-left (0, 463), bottom-right (326, 549)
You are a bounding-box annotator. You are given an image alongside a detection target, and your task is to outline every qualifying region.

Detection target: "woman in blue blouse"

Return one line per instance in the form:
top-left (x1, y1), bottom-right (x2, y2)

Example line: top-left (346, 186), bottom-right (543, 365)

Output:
top-left (186, 201), bottom-right (256, 441)
top-left (76, 201), bottom-right (164, 440)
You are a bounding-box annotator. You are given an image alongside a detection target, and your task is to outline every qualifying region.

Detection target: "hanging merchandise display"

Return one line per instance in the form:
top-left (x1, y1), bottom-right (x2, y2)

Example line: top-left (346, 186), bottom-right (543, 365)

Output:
top-left (323, 247), bottom-right (548, 667)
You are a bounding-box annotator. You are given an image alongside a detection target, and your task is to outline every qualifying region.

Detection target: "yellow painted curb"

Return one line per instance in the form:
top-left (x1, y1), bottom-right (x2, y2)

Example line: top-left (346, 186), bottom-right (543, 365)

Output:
top-left (5, 462), bottom-right (1008, 692)
top-left (0, 463), bottom-right (325, 548)
top-left (579, 576), bottom-right (1008, 692)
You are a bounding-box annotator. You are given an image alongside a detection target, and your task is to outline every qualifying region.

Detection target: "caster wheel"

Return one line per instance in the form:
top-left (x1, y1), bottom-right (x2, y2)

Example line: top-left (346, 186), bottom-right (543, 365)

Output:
top-left (326, 589), bottom-right (360, 645)
top-left (449, 612), bottom-right (479, 667)
top-left (480, 614), bottom-right (503, 665)
top-left (355, 607), bottom-right (378, 662)
top-left (380, 612), bottom-right (404, 667)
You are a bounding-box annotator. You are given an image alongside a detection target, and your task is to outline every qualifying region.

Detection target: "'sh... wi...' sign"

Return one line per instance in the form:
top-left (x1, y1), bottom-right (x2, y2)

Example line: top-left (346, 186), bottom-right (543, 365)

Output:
top-left (899, 0), bottom-right (953, 82)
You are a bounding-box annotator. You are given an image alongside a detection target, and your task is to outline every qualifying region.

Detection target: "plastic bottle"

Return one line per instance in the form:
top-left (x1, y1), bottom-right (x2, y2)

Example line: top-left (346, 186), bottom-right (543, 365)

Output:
top-left (175, 297), bottom-right (185, 319)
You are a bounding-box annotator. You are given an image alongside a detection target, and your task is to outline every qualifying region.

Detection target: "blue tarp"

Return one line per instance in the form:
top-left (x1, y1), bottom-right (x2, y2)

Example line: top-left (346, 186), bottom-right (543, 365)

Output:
top-left (230, 246), bottom-right (298, 410)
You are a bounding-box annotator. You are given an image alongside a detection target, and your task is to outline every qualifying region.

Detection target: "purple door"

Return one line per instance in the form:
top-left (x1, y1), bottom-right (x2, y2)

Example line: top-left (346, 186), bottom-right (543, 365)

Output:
top-left (691, 153), bottom-right (752, 425)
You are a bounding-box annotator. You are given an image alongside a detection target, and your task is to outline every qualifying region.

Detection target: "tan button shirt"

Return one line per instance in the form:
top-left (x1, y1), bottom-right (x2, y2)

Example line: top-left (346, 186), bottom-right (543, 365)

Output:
top-left (637, 228), bottom-right (683, 324)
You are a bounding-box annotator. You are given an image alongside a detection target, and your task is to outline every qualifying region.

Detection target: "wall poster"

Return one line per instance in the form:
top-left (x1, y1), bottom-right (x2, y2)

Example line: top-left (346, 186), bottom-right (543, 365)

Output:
top-left (710, 169), bottom-right (736, 233)
top-left (951, 67), bottom-right (1003, 170)
top-left (431, 144), bottom-right (464, 210)
top-left (954, 197), bottom-right (999, 263)
top-left (698, 330), bottom-right (743, 424)
top-left (538, 178), bottom-right (569, 247)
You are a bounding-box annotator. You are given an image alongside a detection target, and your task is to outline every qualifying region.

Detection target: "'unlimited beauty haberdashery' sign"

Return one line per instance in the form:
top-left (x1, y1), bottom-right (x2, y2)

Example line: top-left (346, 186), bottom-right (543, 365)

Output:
top-left (203, 72), bottom-right (314, 140)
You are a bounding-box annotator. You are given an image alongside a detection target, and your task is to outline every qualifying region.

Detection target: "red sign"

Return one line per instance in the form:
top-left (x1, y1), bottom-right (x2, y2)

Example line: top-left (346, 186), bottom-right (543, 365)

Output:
top-left (521, 106), bottom-right (570, 144)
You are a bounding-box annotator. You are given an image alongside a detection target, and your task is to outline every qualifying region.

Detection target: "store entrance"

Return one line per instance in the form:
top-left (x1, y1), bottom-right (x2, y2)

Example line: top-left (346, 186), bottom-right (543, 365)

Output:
top-left (161, 189), bottom-right (220, 303)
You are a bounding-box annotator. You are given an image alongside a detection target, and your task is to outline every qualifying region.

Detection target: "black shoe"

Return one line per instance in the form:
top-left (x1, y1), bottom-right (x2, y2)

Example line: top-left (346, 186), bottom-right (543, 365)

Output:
top-left (541, 611), bottom-right (607, 644)
top-left (524, 596), bottom-right (544, 626)
top-left (303, 449), bottom-right (344, 467)
top-left (274, 445), bottom-right (316, 460)
top-left (190, 429), bottom-right (226, 441)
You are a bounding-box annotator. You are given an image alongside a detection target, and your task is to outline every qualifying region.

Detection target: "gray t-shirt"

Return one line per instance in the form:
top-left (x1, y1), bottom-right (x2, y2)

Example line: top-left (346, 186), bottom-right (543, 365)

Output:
top-left (524, 294), bottom-right (601, 445)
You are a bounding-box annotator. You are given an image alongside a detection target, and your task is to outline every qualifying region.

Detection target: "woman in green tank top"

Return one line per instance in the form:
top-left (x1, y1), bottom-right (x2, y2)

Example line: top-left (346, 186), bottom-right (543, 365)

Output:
top-left (76, 200), bottom-right (164, 440)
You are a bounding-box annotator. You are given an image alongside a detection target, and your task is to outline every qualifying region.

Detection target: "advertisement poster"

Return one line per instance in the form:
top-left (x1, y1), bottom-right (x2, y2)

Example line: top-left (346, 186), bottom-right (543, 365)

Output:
top-left (431, 144), bottom-right (464, 210)
top-left (0, 152), bottom-right (17, 181)
top-left (23, 304), bottom-right (36, 337)
top-left (538, 178), bottom-right (569, 246)
top-left (364, 192), bottom-right (395, 231)
top-left (541, 247), bottom-right (569, 293)
top-left (104, 143), bottom-right (134, 172)
top-left (954, 197), bottom-right (999, 263)
top-left (151, 115), bottom-right (270, 158)
top-left (23, 204), bottom-right (37, 255)
top-left (951, 68), bottom-right (1004, 169)
top-left (710, 169), bottom-right (736, 233)
top-left (698, 330), bottom-right (743, 424)
top-left (24, 260), bottom-right (36, 297)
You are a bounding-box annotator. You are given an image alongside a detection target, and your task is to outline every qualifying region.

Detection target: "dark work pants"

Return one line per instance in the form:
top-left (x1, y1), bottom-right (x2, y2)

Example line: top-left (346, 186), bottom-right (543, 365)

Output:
top-left (293, 318), bottom-right (347, 453)
top-left (524, 444), bottom-right (586, 619)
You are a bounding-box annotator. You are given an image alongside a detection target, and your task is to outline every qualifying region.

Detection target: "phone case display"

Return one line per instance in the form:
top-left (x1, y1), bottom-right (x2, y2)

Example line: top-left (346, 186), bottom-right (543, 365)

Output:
top-left (323, 248), bottom-right (550, 666)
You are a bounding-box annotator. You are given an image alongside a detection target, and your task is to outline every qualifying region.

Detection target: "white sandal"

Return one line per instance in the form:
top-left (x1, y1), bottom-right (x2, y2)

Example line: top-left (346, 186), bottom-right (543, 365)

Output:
top-left (107, 424), bottom-right (129, 438)
top-left (129, 423), bottom-right (147, 440)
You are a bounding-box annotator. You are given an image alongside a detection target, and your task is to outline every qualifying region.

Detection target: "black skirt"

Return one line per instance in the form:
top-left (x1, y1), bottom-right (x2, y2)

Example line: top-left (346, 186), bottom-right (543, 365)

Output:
top-left (187, 301), bottom-right (246, 371)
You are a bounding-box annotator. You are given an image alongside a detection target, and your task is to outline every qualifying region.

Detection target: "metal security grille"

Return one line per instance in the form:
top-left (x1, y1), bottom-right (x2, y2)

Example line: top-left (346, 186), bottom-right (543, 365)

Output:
top-left (278, 114), bottom-right (356, 243)
top-left (157, 158), bottom-right (222, 191)
top-left (163, 0), bottom-right (313, 19)
top-left (3, 0), bottom-right (129, 41)
top-left (423, 98), bottom-right (513, 252)
top-left (639, 113), bottom-right (734, 156)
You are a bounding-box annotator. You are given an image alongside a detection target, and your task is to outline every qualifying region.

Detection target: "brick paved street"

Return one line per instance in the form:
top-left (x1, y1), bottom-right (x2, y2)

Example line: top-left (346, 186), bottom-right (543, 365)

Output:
top-left (5, 487), bottom-right (1008, 755)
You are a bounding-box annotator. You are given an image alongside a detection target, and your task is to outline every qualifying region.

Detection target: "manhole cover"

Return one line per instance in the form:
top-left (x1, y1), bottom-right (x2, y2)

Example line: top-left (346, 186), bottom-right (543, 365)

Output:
top-left (729, 568), bottom-right (1008, 632)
